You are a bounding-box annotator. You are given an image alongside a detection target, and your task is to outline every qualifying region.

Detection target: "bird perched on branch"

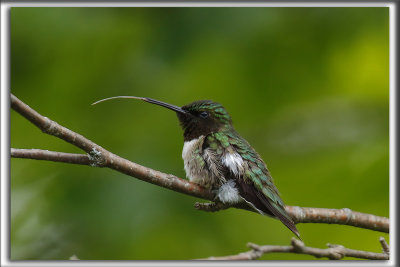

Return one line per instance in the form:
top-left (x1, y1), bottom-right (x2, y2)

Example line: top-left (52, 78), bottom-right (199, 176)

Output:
top-left (93, 96), bottom-right (300, 238)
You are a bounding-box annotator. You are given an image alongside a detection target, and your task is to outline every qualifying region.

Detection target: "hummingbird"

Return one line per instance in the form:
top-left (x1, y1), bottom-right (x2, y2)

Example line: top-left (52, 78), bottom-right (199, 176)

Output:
top-left (93, 96), bottom-right (300, 238)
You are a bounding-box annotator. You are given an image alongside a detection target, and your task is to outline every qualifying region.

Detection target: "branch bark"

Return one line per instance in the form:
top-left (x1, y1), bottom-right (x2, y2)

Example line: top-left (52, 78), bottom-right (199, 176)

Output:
top-left (10, 94), bottom-right (389, 234)
top-left (200, 237), bottom-right (389, 260)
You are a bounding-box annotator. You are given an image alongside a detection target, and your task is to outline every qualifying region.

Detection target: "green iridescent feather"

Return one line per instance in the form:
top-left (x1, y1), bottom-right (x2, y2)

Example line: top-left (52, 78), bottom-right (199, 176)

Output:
top-left (206, 130), bottom-right (292, 222)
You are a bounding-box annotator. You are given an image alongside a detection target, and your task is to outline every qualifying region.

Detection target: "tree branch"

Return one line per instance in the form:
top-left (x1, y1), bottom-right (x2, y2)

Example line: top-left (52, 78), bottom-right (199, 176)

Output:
top-left (285, 206), bottom-right (389, 233)
top-left (10, 94), bottom-right (390, 234)
top-left (200, 237), bottom-right (389, 260)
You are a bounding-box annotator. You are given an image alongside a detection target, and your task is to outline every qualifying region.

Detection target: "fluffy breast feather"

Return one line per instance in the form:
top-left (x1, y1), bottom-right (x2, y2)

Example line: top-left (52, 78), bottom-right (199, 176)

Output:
top-left (222, 150), bottom-right (245, 176)
top-left (182, 136), bottom-right (206, 185)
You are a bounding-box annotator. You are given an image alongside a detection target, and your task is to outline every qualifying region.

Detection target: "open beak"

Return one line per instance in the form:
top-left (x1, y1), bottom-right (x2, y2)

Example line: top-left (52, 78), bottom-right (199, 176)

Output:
top-left (92, 96), bottom-right (188, 115)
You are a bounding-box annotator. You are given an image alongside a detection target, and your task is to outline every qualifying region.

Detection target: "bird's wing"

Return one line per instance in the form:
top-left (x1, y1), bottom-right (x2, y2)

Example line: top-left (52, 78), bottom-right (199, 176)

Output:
top-left (221, 131), bottom-right (300, 238)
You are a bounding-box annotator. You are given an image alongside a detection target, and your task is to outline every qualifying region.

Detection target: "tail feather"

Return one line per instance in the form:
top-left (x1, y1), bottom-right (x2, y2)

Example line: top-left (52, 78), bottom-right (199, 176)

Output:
top-left (237, 179), bottom-right (300, 239)
top-left (255, 191), bottom-right (301, 239)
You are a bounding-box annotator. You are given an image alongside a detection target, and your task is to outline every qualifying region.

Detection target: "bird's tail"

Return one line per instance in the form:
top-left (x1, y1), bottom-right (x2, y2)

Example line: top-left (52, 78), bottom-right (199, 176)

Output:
top-left (237, 180), bottom-right (301, 239)
top-left (253, 190), bottom-right (300, 239)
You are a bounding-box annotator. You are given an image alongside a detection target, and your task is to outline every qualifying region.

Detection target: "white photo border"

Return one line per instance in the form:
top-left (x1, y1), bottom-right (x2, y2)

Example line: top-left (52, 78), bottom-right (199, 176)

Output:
top-left (1, 1), bottom-right (396, 266)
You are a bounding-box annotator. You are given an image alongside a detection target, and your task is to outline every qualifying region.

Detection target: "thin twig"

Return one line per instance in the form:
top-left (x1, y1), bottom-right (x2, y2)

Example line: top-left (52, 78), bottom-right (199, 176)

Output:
top-left (200, 237), bottom-right (389, 260)
top-left (11, 148), bottom-right (90, 165)
top-left (10, 94), bottom-right (390, 233)
top-left (379, 237), bottom-right (390, 255)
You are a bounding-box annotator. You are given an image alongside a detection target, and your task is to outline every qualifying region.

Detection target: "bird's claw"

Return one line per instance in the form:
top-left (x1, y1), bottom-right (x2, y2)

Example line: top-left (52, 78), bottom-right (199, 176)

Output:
top-left (194, 201), bottom-right (230, 212)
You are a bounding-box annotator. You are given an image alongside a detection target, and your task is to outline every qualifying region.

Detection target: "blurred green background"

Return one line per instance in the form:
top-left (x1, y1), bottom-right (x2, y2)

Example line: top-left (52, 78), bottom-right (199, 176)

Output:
top-left (10, 7), bottom-right (389, 260)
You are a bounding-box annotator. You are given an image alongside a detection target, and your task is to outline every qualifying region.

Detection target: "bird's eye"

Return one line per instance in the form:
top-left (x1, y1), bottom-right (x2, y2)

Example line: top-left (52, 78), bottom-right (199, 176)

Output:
top-left (200, 111), bottom-right (209, 118)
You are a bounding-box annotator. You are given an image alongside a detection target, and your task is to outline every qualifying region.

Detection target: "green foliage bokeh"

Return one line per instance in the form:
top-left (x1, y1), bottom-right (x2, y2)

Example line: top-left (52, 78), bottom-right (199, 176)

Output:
top-left (10, 7), bottom-right (389, 260)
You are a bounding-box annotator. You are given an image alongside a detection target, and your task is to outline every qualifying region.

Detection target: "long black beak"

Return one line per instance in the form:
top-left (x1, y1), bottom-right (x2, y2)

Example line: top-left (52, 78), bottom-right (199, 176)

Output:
top-left (92, 96), bottom-right (188, 115)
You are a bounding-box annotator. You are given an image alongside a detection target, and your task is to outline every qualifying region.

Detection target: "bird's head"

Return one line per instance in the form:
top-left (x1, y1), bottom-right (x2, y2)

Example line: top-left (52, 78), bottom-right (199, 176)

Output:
top-left (178, 100), bottom-right (233, 140)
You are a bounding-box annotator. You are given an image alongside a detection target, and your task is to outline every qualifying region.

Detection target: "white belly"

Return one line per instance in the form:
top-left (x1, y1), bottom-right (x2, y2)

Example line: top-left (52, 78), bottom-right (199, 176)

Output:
top-left (182, 136), bottom-right (208, 185)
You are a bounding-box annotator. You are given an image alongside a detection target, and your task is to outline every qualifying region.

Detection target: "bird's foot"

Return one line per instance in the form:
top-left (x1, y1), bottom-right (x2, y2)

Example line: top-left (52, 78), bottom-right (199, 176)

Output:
top-left (194, 201), bottom-right (230, 212)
